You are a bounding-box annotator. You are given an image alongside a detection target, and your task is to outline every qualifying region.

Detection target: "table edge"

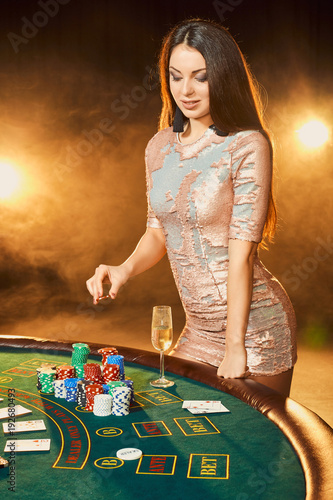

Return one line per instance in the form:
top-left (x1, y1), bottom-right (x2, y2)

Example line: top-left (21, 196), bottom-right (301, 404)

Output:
top-left (0, 334), bottom-right (332, 500)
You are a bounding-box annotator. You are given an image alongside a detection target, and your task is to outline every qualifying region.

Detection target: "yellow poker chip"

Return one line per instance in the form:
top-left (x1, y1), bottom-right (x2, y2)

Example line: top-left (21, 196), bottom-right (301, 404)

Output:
top-left (116, 448), bottom-right (142, 461)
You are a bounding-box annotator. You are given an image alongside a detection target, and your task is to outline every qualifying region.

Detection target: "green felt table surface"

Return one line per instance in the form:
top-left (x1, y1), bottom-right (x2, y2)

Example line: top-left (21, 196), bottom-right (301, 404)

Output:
top-left (0, 346), bottom-right (306, 500)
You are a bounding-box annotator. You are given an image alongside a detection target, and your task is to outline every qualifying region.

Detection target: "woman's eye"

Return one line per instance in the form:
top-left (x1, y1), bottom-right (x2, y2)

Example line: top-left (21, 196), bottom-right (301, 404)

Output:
top-left (170, 74), bottom-right (181, 82)
top-left (195, 75), bottom-right (207, 83)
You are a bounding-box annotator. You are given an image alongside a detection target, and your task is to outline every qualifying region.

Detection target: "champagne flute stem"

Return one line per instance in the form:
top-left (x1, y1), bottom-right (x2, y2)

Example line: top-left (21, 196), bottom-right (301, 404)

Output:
top-left (160, 350), bottom-right (165, 380)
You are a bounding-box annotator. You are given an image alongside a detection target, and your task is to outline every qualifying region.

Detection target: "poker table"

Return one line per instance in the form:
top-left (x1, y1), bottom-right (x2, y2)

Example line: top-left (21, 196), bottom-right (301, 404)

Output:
top-left (0, 336), bottom-right (332, 500)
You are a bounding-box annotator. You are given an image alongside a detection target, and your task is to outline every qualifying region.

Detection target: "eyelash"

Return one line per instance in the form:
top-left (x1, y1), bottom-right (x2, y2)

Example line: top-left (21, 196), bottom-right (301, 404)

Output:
top-left (170, 75), bottom-right (207, 83)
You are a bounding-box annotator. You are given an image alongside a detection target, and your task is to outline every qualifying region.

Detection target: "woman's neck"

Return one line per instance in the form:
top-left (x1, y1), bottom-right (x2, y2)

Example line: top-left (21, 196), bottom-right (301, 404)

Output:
top-left (180, 117), bottom-right (213, 143)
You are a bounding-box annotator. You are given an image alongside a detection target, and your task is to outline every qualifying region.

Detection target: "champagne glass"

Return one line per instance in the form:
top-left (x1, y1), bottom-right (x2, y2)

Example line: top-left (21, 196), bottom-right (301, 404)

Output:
top-left (150, 305), bottom-right (174, 387)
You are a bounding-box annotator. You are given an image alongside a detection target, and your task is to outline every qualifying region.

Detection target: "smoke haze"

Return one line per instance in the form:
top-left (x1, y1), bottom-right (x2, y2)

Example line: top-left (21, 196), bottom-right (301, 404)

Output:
top-left (0, 0), bottom-right (332, 349)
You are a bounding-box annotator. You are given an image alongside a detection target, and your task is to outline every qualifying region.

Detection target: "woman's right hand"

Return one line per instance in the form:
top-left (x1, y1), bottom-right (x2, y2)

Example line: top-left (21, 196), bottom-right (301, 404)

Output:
top-left (86, 264), bottom-right (129, 304)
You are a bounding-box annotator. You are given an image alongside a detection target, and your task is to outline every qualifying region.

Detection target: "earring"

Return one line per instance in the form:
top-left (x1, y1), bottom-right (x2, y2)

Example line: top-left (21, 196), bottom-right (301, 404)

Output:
top-left (173, 106), bottom-right (184, 133)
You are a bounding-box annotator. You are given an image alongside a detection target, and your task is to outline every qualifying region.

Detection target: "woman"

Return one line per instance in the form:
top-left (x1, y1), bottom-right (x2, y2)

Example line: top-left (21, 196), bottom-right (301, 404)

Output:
top-left (86, 19), bottom-right (297, 396)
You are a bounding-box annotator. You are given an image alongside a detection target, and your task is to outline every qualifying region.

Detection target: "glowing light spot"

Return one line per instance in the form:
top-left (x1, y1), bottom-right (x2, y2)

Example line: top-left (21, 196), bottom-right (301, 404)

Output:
top-left (297, 120), bottom-right (329, 148)
top-left (0, 162), bottom-right (21, 199)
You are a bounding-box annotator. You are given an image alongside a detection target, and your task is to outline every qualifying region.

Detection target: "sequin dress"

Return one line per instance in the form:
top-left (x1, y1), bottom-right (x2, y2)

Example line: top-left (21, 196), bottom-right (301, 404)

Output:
top-left (145, 126), bottom-right (297, 376)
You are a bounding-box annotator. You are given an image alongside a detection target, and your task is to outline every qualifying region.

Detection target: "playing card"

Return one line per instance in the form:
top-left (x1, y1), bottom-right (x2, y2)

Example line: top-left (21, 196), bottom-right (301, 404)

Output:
top-left (187, 404), bottom-right (230, 414)
top-left (2, 420), bottom-right (46, 433)
top-left (182, 400), bottom-right (222, 410)
top-left (4, 439), bottom-right (51, 452)
top-left (0, 405), bottom-right (32, 420)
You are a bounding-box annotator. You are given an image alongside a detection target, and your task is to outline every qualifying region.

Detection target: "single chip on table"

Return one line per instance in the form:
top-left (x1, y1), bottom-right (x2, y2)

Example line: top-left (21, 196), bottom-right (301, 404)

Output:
top-left (116, 448), bottom-right (142, 460)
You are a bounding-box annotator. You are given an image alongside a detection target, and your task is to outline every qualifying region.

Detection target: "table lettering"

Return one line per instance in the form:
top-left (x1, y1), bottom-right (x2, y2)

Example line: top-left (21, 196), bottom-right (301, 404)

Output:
top-left (185, 419), bottom-right (207, 433)
top-left (149, 456), bottom-right (166, 472)
top-left (200, 457), bottom-right (218, 476)
top-left (65, 440), bottom-right (82, 464)
top-left (142, 422), bottom-right (162, 435)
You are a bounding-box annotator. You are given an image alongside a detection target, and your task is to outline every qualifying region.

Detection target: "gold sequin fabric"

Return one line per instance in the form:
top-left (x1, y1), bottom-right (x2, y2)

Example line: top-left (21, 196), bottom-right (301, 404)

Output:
top-left (145, 127), bottom-right (297, 376)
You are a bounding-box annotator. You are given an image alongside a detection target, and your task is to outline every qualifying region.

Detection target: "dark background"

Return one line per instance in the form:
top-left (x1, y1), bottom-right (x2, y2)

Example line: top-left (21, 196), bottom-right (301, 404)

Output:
top-left (0, 0), bottom-right (332, 349)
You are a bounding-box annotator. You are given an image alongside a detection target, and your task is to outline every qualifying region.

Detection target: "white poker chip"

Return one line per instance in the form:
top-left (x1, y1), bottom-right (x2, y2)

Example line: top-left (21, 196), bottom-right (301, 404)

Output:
top-left (116, 448), bottom-right (142, 460)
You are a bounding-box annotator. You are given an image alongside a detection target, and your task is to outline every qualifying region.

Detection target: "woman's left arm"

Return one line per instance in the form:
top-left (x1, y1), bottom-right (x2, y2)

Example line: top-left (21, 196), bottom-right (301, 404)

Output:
top-left (217, 130), bottom-right (272, 378)
top-left (217, 239), bottom-right (257, 378)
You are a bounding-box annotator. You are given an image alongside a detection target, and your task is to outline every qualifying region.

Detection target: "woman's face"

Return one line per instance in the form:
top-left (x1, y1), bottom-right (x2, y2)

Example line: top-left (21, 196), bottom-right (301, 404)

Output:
top-left (169, 43), bottom-right (211, 125)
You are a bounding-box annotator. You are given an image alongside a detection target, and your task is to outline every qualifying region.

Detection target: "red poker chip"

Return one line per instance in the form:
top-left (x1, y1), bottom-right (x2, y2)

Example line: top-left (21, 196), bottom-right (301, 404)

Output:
top-left (86, 384), bottom-right (103, 391)
top-left (98, 347), bottom-right (119, 365)
top-left (57, 365), bottom-right (75, 379)
top-left (84, 365), bottom-right (103, 384)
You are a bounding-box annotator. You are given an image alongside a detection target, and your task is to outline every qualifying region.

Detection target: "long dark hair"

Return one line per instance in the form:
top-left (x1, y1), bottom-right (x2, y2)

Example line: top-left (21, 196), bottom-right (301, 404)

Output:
top-left (158, 19), bottom-right (276, 245)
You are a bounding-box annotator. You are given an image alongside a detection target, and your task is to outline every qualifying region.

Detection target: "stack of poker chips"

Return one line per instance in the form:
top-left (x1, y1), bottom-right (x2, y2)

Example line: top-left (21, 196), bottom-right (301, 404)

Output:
top-left (39, 368), bottom-right (56, 394)
top-left (103, 364), bottom-right (120, 383)
top-left (98, 347), bottom-right (118, 367)
top-left (83, 363), bottom-right (103, 384)
top-left (53, 380), bottom-right (66, 398)
top-left (74, 364), bottom-right (85, 378)
top-left (124, 380), bottom-right (134, 403)
top-left (107, 355), bottom-right (125, 380)
top-left (106, 381), bottom-right (127, 395)
top-left (85, 384), bottom-right (104, 411)
top-left (93, 394), bottom-right (112, 416)
top-left (112, 386), bottom-right (132, 416)
top-left (77, 380), bottom-right (94, 407)
top-left (64, 378), bottom-right (83, 402)
top-left (57, 365), bottom-right (75, 380)
top-left (36, 368), bottom-right (42, 391)
top-left (71, 343), bottom-right (90, 377)
top-left (36, 363), bottom-right (56, 390)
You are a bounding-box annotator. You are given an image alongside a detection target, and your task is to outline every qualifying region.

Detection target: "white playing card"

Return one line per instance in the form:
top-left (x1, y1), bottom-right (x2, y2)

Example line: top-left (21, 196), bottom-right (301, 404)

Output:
top-left (187, 404), bottom-right (230, 414)
top-left (182, 400), bottom-right (222, 410)
top-left (4, 439), bottom-right (51, 452)
top-left (2, 420), bottom-right (46, 434)
top-left (0, 405), bottom-right (32, 420)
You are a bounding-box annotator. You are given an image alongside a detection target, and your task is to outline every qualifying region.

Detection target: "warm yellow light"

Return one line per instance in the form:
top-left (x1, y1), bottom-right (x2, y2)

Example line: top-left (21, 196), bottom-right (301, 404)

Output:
top-left (0, 162), bottom-right (21, 199)
top-left (297, 120), bottom-right (329, 148)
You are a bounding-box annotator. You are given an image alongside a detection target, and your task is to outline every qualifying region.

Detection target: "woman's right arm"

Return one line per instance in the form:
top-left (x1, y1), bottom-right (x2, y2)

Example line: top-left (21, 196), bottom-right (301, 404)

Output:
top-left (86, 227), bottom-right (167, 304)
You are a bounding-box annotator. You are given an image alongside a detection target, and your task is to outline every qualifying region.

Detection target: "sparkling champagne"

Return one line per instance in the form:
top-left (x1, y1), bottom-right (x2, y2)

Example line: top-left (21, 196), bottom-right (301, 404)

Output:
top-left (151, 326), bottom-right (173, 351)
top-left (150, 305), bottom-right (174, 388)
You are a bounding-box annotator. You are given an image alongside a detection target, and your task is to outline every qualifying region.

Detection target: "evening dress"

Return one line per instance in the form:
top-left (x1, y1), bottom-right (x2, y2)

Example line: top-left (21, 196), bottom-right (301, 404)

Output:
top-left (145, 126), bottom-right (297, 376)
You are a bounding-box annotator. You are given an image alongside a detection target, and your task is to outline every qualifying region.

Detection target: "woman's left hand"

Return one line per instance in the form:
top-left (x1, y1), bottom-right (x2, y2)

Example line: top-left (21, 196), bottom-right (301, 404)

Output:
top-left (217, 342), bottom-right (249, 378)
